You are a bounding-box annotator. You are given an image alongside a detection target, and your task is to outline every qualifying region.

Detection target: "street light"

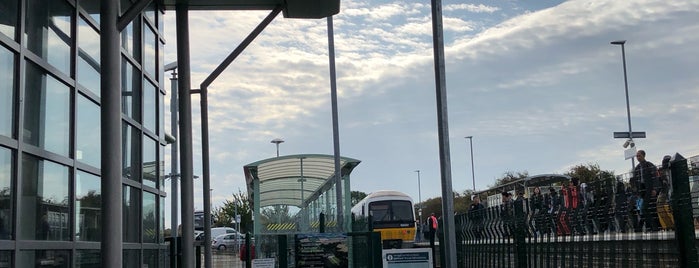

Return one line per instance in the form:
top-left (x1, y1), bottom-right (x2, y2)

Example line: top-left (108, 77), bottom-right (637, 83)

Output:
top-left (271, 138), bottom-right (284, 157)
top-left (465, 136), bottom-right (476, 191)
top-left (610, 40), bottom-right (636, 171)
top-left (414, 170), bottom-right (422, 223)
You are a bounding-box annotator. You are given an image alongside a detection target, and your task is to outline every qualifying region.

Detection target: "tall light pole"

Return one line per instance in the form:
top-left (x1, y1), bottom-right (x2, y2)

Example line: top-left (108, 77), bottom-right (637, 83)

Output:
top-left (414, 170), bottom-right (422, 223)
top-left (271, 138), bottom-right (284, 157)
top-left (611, 40), bottom-right (636, 171)
top-left (465, 136), bottom-right (476, 191)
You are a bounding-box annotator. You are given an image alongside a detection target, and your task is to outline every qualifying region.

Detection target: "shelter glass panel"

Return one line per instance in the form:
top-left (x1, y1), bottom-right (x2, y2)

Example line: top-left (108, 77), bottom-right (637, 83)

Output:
top-left (0, 147), bottom-right (11, 240)
top-left (0, 0), bottom-right (18, 39)
top-left (19, 154), bottom-right (70, 241)
top-left (75, 170), bottom-right (101, 241)
top-left (77, 17), bottom-right (101, 97)
top-left (23, 61), bottom-right (70, 157)
top-left (24, 0), bottom-right (72, 76)
top-left (0, 46), bottom-right (14, 138)
top-left (76, 94), bottom-right (100, 168)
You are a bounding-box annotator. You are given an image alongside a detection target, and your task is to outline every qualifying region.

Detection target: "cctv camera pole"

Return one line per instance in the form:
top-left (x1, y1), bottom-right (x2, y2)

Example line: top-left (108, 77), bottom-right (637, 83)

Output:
top-left (611, 40), bottom-right (636, 171)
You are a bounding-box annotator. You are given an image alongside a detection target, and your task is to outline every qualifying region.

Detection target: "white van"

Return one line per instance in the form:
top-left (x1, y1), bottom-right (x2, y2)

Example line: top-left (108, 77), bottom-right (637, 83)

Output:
top-left (196, 227), bottom-right (242, 240)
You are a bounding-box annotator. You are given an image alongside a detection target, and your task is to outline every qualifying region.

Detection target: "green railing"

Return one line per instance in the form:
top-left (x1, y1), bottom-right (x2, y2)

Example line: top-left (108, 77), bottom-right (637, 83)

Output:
top-left (446, 157), bottom-right (699, 268)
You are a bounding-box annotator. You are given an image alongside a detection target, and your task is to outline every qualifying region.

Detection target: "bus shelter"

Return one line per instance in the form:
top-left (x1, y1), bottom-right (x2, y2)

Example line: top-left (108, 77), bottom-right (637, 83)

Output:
top-left (244, 154), bottom-right (361, 235)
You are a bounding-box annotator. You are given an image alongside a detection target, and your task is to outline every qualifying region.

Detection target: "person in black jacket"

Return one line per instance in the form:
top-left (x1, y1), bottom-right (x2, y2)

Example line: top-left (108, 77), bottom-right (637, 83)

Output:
top-left (468, 195), bottom-right (485, 239)
top-left (634, 150), bottom-right (659, 231)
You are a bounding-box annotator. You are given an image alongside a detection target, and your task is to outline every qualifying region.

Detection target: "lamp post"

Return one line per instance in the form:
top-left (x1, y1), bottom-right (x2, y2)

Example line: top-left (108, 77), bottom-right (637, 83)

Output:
top-left (611, 40), bottom-right (636, 171)
top-left (414, 170), bottom-right (422, 223)
top-left (465, 136), bottom-right (476, 191)
top-left (271, 138), bottom-right (284, 157)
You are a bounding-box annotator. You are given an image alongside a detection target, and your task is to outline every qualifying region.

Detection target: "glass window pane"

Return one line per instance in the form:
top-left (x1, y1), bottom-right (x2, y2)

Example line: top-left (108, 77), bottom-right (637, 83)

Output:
top-left (0, 47), bottom-right (15, 137)
top-left (77, 94), bottom-right (101, 168)
top-left (18, 250), bottom-right (70, 268)
top-left (143, 79), bottom-right (156, 132)
top-left (145, 3), bottom-right (155, 26)
top-left (75, 171), bottom-right (101, 242)
top-left (123, 249), bottom-right (140, 268)
top-left (122, 123), bottom-right (140, 182)
top-left (159, 144), bottom-right (164, 189)
top-left (23, 61), bottom-right (70, 156)
top-left (142, 136), bottom-right (156, 188)
top-left (80, 1), bottom-right (100, 25)
top-left (0, 147), bottom-right (12, 240)
top-left (120, 19), bottom-right (140, 62)
top-left (0, 251), bottom-right (11, 267)
top-left (158, 91), bottom-right (164, 139)
top-left (121, 59), bottom-right (140, 121)
top-left (20, 154), bottom-right (69, 241)
top-left (143, 25), bottom-right (156, 77)
top-left (143, 249), bottom-right (157, 268)
top-left (0, 0), bottom-right (18, 39)
top-left (24, 0), bottom-right (73, 75)
top-left (143, 192), bottom-right (156, 243)
top-left (123, 186), bottom-right (140, 242)
top-left (159, 196), bottom-right (165, 243)
top-left (76, 250), bottom-right (100, 268)
top-left (77, 18), bottom-right (101, 97)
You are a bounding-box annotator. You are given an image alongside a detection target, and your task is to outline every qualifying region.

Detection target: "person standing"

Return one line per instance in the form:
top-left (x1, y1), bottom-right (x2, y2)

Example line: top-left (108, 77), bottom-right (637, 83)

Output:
top-left (427, 212), bottom-right (438, 266)
top-left (468, 195), bottom-right (485, 239)
top-left (634, 150), bottom-right (659, 231)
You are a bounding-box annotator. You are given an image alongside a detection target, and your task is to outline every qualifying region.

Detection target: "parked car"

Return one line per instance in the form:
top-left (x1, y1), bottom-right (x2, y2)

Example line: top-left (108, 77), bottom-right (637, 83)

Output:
top-left (211, 233), bottom-right (245, 250)
top-left (196, 227), bottom-right (241, 241)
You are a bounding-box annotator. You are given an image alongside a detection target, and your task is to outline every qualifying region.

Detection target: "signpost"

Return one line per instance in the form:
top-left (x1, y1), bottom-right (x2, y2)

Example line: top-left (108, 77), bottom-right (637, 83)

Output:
top-left (613, 132), bottom-right (646, 139)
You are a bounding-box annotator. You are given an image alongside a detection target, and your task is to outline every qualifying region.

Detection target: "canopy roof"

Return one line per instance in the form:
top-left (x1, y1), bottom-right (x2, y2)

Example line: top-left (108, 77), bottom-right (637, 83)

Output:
top-left (244, 154), bottom-right (360, 208)
top-left (161, 0), bottom-right (340, 19)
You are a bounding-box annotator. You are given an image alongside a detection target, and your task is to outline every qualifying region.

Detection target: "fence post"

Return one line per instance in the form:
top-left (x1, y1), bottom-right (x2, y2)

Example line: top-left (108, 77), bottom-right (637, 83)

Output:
top-left (278, 235), bottom-right (288, 268)
top-left (514, 198), bottom-right (527, 268)
top-left (371, 231), bottom-right (383, 267)
top-left (670, 156), bottom-right (698, 267)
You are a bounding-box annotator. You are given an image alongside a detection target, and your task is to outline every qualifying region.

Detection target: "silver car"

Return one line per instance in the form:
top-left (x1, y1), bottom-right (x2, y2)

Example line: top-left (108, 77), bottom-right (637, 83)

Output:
top-left (211, 233), bottom-right (245, 251)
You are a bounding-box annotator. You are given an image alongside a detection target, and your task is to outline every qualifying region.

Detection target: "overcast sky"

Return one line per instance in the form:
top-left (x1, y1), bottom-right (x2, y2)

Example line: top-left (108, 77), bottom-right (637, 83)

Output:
top-left (161, 0), bottom-right (699, 226)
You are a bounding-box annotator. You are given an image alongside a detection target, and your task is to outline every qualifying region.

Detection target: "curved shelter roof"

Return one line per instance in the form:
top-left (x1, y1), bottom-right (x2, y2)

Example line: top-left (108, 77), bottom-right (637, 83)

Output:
top-left (244, 154), bottom-right (361, 208)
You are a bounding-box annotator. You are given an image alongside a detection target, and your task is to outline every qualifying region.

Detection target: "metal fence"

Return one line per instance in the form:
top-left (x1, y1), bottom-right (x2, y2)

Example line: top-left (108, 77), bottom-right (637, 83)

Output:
top-left (446, 157), bottom-right (699, 268)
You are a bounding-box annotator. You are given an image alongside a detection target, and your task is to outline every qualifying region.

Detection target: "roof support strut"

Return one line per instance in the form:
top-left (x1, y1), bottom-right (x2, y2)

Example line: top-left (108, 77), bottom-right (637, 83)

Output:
top-left (197, 6), bottom-right (282, 268)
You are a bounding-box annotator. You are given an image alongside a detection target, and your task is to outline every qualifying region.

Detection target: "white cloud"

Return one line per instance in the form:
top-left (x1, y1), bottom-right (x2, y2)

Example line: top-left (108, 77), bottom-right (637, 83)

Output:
top-left (444, 3), bottom-right (500, 13)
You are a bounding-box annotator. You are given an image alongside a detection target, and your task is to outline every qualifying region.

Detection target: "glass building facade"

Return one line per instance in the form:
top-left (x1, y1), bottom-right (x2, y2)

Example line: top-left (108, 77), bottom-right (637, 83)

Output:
top-left (0, 0), bottom-right (168, 266)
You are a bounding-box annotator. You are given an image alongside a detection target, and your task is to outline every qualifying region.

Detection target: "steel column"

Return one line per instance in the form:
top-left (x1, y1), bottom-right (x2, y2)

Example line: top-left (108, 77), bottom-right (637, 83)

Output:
top-left (429, 0), bottom-right (457, 267)
top-left (170, 69), bottom-right (179, 268)
top-left (327, 16), bottom-right (344, 232)
top-left (100, 0), bottom-right (122, 267)
top-left (176, 4), bottom-right (195, 268)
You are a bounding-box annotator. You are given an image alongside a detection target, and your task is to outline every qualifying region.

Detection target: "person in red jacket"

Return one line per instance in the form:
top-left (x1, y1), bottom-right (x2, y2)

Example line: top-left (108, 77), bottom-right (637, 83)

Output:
top-left (239, 243), bottom-right (255, 261)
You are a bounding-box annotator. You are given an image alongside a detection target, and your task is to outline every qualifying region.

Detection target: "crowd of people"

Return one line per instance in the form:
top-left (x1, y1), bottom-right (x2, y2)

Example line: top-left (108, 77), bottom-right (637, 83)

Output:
top-left (464, 149), bottom-right (677, 239)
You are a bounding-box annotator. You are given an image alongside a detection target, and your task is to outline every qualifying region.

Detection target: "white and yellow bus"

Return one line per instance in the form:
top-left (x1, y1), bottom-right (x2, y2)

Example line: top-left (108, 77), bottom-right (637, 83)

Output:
top-left (351, 190), bottom-right (416, 248)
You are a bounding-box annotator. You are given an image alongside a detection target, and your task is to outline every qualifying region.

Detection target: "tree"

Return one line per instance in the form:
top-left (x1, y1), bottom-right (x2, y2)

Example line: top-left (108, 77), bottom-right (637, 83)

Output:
top-left (351, 191), bottom-right (367, 207)
top-left (491, 170), bottom-right (529, 188)
top-left (565, 163), bottom-right (615, 184)
top-left (212, 190), bottom-right (252, 233)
